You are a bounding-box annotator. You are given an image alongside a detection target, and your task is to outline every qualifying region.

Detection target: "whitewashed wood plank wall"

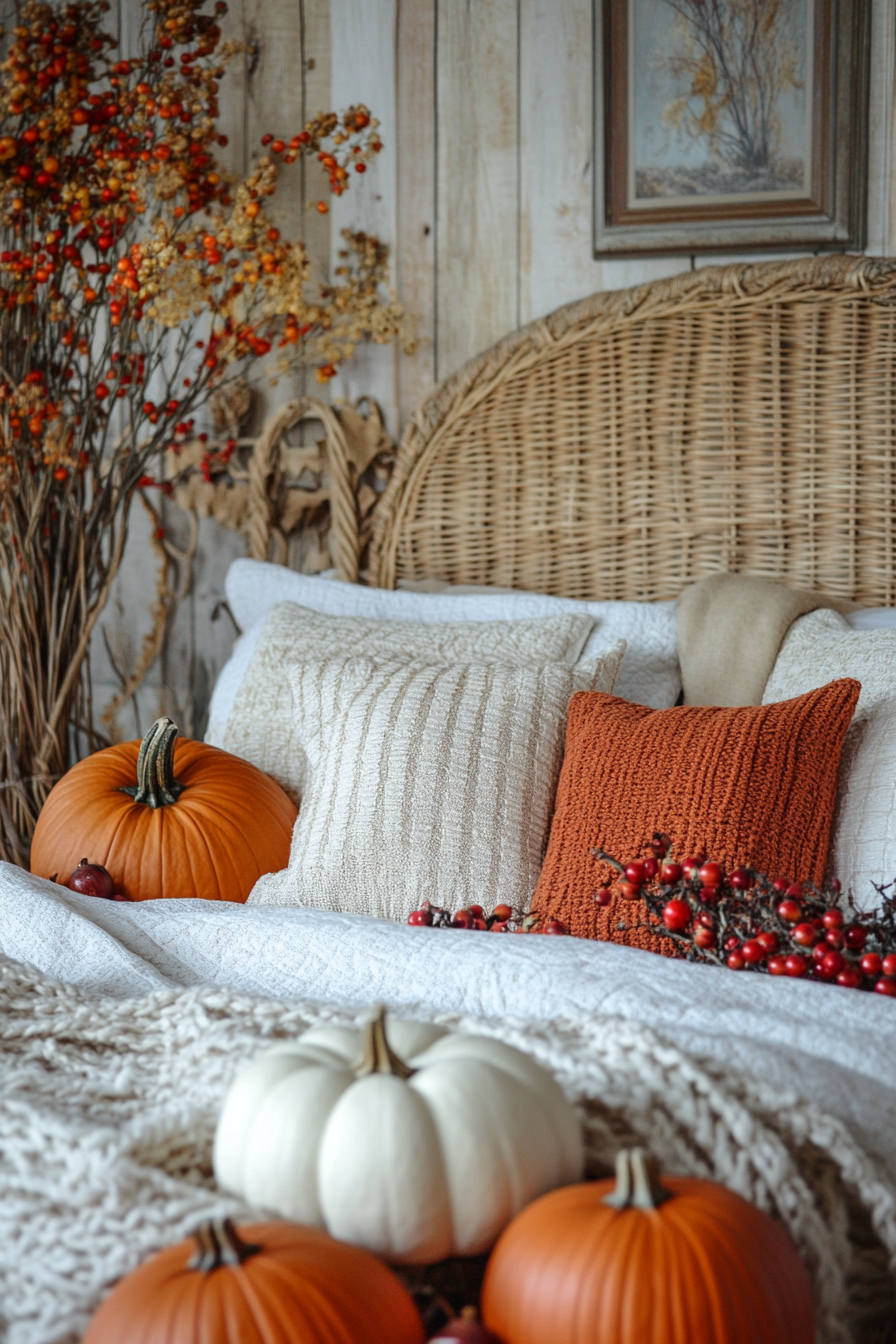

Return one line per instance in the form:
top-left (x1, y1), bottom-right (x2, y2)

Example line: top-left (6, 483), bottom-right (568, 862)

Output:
top-left (95, 0), bottom-right (896, 740)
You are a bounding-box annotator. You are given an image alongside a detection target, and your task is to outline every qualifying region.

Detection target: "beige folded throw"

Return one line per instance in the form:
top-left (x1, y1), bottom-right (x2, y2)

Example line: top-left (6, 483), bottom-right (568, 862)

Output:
top-left (677, 573), bottom-right (856, 707)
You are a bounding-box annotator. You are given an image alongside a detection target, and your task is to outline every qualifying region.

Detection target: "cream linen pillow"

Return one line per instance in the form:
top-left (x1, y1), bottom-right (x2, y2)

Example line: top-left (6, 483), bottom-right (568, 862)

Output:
top-left (216, 601), bottom-right (595, 802)
top-left (763, 608), bottom-right (896, 910)
top-left (248, 642), bottom-right (625, 920)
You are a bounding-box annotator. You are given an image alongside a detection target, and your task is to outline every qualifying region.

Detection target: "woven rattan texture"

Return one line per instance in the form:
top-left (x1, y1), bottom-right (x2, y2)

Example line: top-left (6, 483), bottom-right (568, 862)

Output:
top-left (369, 257), bottom-right (896, 603)
top-left (533, 679), bottom-right (860, 953)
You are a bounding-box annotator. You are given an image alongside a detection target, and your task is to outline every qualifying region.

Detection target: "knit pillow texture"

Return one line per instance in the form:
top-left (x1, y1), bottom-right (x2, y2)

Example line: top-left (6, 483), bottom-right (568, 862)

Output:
top-left (216, 601), bottom-right (595, 803)
top-left (248, 642), bottom-right (625, 920)
top-left (533, 679), bottom-right (861, 955)
top-left (764, 608), bottom-right (896, 911)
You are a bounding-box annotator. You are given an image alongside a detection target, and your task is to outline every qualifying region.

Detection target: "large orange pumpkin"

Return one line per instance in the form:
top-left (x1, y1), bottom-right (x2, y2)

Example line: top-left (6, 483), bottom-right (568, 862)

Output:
top-left (481, 1147), bottom-right (815, 1344)
top-left (82, 1217), bottom-right (425, 1344)
top-left (31, 717), bottom-right (296, 901)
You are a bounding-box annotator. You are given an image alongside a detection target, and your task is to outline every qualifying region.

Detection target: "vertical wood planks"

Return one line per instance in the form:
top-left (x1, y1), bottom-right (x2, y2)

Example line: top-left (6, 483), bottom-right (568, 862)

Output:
top-left (396, 0), bottom-right (437, 424)
top-left (328, 0), bottom-right (399, 435)
top-left (519, 0), bottom-right (600, 323)
top-left (435, 0), bottom-right (519, 381)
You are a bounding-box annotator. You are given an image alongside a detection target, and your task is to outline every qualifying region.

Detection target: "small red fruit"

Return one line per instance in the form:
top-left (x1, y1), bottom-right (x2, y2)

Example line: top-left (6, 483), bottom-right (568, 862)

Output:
top-left (660, 861), bottom-right (682, 884)
top-left (741, 939), bottom-right (764, 964)
top-left (451, 910), bottom-right (474, 929)
top-left (882, 953), bottom-right (896, 978)
top-left (641, 857), bottom-right (659, 881)
top-left (772, 876), bottom-right (792, 895)
top-left (825, 928), bottom-right (845, 950)
top-left (785, 883), bottom-right (803, 900)
top-left (468, 904), bottom-right (485, 919)
top-left (836, 967), bottom-right (863, 990)
top-left (784, 954), bottom-right (809, 978)
top-left (682, 856), bottom-right (704, 880)
top-left (792, 922), bottom-right (818, 947)
top-left (776, 899), bottom-right (802, 924)
top-left (821, 950), bottom-right (845, 977)
top-left (617, 880), bottom-right (642, 901)
top-left (757, 931), bottom-right (778, 954)
top-left (472, 918), bottom-right (488, 930)
top-left (543, 919), bottom-right (567, 935)
top-left (724, 935), bottom-right (740, 952)
top-left (726, 950), bottom-right (745, 970)
top-left (624, 861), bottom-right (647, 886)
top-left (728, 867), bottom-right (753, 891)
top-left (698, 886), bottom-right (719, 905)
top-left (491, 904), bottom-right (512, 922)
top-left (830, 878), bottom-right (842, 894)
top-left (490, 921), bottom-right (509, 933)
top-left (67, 858), bottom-right (116, 900)
top-left (698, 861), bottom-right (724, 888)
top-left (407, 908), bottom-right (432, 926)
top-left (812, 943), bottom-right (828, 964)
top-left (694, 926), bottom-right (716, 949)
top-left (767, 955), bottom-right (788, 975)
top-left (860, 953), bottom-right (883, 978)
top-left (595, 887), bottom-right (613, 907)
top-left (874, 976), bottom-right (896, 997)
top-left (662, 899), bottom-right (691, 932)
top-left (843, 923), bottom-right (867, 951)
top-left (822, 909), bottom-right (844, 930)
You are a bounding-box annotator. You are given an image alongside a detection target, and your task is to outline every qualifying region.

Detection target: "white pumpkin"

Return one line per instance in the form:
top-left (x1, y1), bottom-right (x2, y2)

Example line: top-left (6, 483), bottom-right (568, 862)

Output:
top-left (213, 1008), bottom-right (583, 1264)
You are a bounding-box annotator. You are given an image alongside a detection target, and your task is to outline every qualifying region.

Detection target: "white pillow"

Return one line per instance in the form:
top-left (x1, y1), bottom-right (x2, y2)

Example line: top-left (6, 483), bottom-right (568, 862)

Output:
top-left (248, 642), bottom-right (625, 920)
top-left (846, 608), bottom-right (896, 630)
top-left (215, 601), bottom-right (595, 801)
top-left (763, 607), bottom-right (896, 910)
top-left (207, 559), bottom-right (680, 739)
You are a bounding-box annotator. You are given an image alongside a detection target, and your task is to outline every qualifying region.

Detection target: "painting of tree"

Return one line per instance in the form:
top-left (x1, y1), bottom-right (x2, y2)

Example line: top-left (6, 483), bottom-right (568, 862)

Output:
top-left (636, 0), bottom-right (808, 198)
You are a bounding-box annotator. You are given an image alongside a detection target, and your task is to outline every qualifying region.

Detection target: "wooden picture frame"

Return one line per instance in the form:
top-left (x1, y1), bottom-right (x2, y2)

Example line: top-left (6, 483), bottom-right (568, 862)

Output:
top-left (594, 0), bottom-right (870, 256)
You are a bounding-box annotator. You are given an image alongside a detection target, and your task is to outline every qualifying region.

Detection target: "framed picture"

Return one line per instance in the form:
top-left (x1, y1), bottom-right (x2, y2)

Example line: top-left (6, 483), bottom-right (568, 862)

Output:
top-left (594, 0), bottom-right (870, 256)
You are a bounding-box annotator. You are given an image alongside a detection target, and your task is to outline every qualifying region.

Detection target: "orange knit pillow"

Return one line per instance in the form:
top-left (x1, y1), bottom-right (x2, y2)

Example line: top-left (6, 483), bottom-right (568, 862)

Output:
top-left (534, 679), bottom-right (860, 955)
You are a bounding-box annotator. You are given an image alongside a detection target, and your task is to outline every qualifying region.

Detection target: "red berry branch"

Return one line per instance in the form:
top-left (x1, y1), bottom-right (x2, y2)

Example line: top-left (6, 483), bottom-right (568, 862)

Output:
top-left (593, 834), bottom-right (896, 996)
top-left (407, 900), bottom-right (567, 936)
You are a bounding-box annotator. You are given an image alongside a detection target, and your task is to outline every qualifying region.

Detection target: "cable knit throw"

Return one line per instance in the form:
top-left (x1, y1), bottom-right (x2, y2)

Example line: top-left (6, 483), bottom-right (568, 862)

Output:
top-left (0, 955), bottom-right (893, 1344)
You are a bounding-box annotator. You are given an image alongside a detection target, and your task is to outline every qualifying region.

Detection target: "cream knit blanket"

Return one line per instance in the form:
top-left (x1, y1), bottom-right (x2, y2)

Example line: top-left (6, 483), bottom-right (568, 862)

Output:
top-left (0, 954), bottom-right (893, 1344)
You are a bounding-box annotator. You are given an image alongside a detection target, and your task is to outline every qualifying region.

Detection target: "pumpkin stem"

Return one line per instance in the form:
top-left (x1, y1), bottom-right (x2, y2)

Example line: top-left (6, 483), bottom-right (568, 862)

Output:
top-left (603, 1147), bottom-right (673, 1211)
top-left (120, 717), bottom-right (185, 809)
top-left (357, 1005), bottom-right (415, 1079)
top-left (187, 1218), bottom-right (261, 1272)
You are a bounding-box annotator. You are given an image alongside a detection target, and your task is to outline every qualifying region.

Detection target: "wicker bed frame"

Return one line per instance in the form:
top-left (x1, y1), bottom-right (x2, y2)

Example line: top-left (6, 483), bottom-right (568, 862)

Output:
top-left (367, 256), bottom-right (896, 606)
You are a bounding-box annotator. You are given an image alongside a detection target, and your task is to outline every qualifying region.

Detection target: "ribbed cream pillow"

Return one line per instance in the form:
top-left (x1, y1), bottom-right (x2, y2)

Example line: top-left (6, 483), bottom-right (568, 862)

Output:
top-left (763, 607), bottom-right (896, 911)
top-left (218, 601), bottom-right (595, 801)
top-left (248, 643), bottom-right (625, 920)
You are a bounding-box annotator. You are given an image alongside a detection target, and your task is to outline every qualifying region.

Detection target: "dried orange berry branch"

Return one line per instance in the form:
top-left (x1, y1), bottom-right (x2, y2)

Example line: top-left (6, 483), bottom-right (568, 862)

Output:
top-left (0, 0), bottom-right (407, 867)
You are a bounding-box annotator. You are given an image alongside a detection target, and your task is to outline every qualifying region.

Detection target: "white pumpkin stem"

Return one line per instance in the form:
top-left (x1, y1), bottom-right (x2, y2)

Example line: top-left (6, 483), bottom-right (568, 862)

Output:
top-left (357, 1006), bottom-right (415, 1079)
top-left (187, 1218), bottom-right (261, 1272)
top-left (602, 1147), bottom-right (673, 1210)
top-left (120, 717), bottom-right (185, 809)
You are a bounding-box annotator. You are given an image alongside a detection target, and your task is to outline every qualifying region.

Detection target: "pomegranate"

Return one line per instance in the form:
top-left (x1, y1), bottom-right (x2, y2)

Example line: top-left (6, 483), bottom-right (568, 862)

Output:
top-left (67, 858), bottom-right (121, 900)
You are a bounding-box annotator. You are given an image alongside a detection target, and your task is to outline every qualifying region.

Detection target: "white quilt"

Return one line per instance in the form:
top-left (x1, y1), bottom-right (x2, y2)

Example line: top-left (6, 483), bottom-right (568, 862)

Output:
top-left (2, 863), bottom-right (894, 1186)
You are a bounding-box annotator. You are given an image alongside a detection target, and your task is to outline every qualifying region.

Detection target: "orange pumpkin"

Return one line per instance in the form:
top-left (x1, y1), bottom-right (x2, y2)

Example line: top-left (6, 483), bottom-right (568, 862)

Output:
top-left (481, 1147), bottom-right (815, 1344)
top-left (31, 717), bottom-right (296, 901)
top-left (82, 1217), bottom-right (425, 1344)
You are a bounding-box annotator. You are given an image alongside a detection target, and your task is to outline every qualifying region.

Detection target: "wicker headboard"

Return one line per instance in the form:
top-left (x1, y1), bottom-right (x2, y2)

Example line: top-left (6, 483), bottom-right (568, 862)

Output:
top-left (368, 257), bottom-right (896, 605)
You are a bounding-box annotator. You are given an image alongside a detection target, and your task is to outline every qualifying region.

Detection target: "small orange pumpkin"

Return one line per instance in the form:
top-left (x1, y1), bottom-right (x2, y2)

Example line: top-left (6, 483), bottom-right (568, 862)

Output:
top-left (31, 717), bottom-right (296, 901)
top-left (82, 1217), bottom-right (425, 1344)
top-left (481, 1147), bottom-right (815, 1344)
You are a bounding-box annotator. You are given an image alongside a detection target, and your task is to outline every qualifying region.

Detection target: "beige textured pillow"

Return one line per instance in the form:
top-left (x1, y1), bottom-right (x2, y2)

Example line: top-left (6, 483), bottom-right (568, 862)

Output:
top-left (248, 643), bottom-right (625, 920)
top-left (220, 601), bottom-right (595, 801)
top-left (764, 607), bottom-right (896, 910)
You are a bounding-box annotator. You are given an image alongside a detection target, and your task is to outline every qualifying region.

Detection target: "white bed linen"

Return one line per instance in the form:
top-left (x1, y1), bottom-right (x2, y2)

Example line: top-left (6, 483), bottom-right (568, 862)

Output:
top-left (206, 561), bottom-right (680, 742)
top-left (1, 863), bottom-right (893, 1185)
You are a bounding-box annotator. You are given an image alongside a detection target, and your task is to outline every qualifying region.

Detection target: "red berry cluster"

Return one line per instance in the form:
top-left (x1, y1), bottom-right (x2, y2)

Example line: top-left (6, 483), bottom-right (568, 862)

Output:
top-left (407, 900), bottom-right (567, 936)
top-left (594, 835), bottom-right (896, 995)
